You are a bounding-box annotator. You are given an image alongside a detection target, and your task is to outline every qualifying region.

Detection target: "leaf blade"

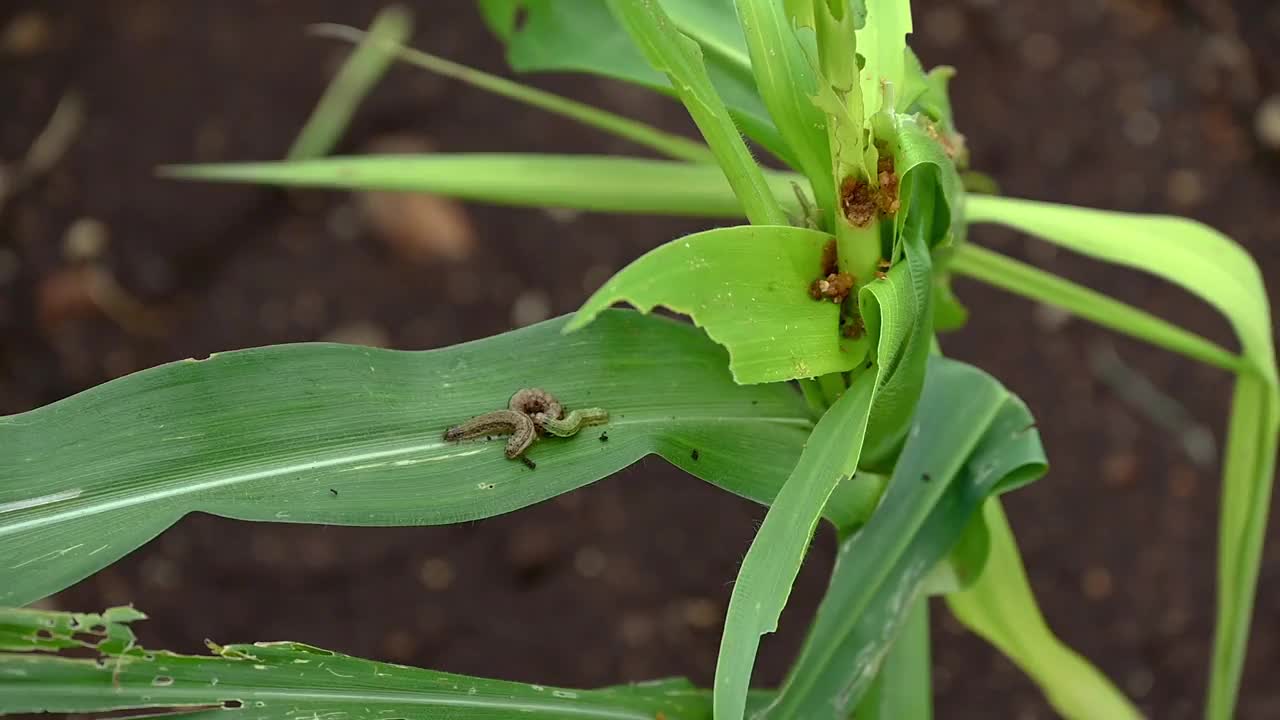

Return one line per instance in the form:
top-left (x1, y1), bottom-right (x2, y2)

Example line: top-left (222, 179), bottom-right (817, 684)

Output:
top-left (733, 0), bottom-right (834, 218)
top-left (764, 356), bottom-right (1042, 717)
top-left (287, 6), bottom-right (412, 160)
top-left (0, 606), bottom-right (732, 719)
top-left (966, 194), bottom-right (1279, 720)
top-left (568, 224), bottom-right (857, 384)
top-left (309, 22), bottom-right (716, 165)
top-left (948, 243), bottom-right (1241, 373)
top-left (0, 311), bottom-right (817, 605)
top-left (945, 499), bottom-right (1141, 720)
top-left (607, 0), bottom-right (788, 226)
top-left (715, 369), bottom-right (877, 720)
top-left (162, 154), bottom-right (806, 219)
top-left (480, 0), bottom-right (793, 167)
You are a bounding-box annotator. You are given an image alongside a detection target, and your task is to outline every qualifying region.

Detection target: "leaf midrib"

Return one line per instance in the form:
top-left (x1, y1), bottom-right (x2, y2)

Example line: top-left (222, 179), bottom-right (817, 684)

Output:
top-left (0, 415), bottom-right (812, 537)
top-left (4, 682), bottom-right (664, 720)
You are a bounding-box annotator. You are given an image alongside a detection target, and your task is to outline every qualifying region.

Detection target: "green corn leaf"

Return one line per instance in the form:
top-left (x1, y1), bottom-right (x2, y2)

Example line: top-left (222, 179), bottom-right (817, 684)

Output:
top-left (711, 176), bottom-right (946, 715)
top-left (161, 154), bottom-right (807, 219)
top-left (855, 0), bottom-right (912, 118)
top-left (931, 248), bottom-right (969, 332)
top-left (810, 0), bottom-right (866, 187)
top-left (782, 0), bottom-right (814, 28)
top-left (966, 196), bottom-right (1273, 372)
top-left (715, 369), bottom-right (878, 720)
top-left (478, 0), bottom-right (794, 169)
top-left (896, 48), bottom-right (930, 114)
top-left (909, 61), bottom-right (959, 133)
top-left (733, 0), bottom-right (834, 222)
top-left (0, 311), bottom-right (826, 605)
top-left (0, 606), bottom-right (776, 718)
top-left (567, 225), bottom-right (858, 384)
top-left (286, 6), bottom-right (412, 160)
top-left (857, 116), bottom-right (964, 468)
top-left (946, 499), bottom-right (1141, 720)
top-left (763, 356), bottom-right (1048, 718)
top-left (966, 194), bottom-right (1278, 720)
top-left (607, 0), bottom-right (787, 227)
top-left (885, 113), bottom-right (962, 250)
top-left (856, 203), bottom-right (932, 469)
top-left (949, 243), bottom-right (1241, 373)
top-left (855, 597), bottom-right (933, 720)
top-left (309, 23), bottom-right (715, 165)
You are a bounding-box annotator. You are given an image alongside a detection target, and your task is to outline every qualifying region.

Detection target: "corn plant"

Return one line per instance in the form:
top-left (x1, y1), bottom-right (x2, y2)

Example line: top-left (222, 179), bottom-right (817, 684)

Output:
top-left (1, 2), bottom-right (1274, 719)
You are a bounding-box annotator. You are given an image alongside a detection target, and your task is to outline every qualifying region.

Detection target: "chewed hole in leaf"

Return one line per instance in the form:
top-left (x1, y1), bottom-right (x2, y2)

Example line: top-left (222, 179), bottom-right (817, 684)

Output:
top-left (73, 631), bottom-right (104, 646)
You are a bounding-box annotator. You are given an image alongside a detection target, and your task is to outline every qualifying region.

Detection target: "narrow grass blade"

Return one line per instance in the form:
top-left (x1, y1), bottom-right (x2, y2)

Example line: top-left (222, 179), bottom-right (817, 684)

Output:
top-left (946, 499), bottom-right (1141, 720)
top-left (949, 243), bottom-right (1241, 373)
top-left (309, 23), bottom-right (715, 165)
top-left (478, 0), bottom-right (793, 167)
top-left (966, 194), bottom-right (1279, 719)
top-left (162, 154), bottom-right (806, 219)
top-left (0, 311), bottom-right (822, 605)
top-left (965, 196), bottom-right (1273, 373)
top-left (607, 0), bottom-right (788, 226)
top-left (287, 6), bottom-right (412, 160)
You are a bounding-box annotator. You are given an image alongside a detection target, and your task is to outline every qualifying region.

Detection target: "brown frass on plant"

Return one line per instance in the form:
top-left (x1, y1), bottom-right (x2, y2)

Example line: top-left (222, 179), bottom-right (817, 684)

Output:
top-left (808, 240), bottom-right (855, 303)
top-left (876, 154), bottom-right (900, 216)
top-left (839, 151), bottom-right (901, 227)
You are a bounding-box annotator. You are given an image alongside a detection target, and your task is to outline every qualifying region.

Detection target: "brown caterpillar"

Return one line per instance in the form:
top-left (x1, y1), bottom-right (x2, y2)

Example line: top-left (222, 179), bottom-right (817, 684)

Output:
top-left (442, 409), bottom-right (537, 459)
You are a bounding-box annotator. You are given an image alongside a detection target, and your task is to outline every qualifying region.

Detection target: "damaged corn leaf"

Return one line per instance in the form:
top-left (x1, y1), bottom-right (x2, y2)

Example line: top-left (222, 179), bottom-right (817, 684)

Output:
top-left (0, 606), bottom-right (772, 718)
top-left (0, 605), bottom-right (145, 655)
top-left (478, 0), bottom-right (794, 168)
top-left (855, 0), bottom-right (911, 119)
top-left (711, 174), bottom-right (947, 716)
top-left (763, 356), bottom-right (1049, 717)
top-left (0, 311), bottom-right (825, 606)
top-left (567, 225), bottom-right (860, 384)
top-left (810, 0), bottom-right (871, 187)
top-left (715, 369), bottom-right (878, 720)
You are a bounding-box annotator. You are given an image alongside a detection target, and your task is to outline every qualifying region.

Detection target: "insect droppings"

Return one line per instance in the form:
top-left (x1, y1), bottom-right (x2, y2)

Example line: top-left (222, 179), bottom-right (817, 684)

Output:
top-left (520, 456), bottom-right (537, 470)
top-left (329, 488), bottom-right (338, 496)
top-left (691, 449), bottom-right (700, 461)
top-left (599, 431), bottom-right (609, 442)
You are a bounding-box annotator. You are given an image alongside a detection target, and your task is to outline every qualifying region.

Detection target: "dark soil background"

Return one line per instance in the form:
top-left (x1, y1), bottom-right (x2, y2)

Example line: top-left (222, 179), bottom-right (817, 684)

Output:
top-left (3, 1), bottom-right (1279, 718)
